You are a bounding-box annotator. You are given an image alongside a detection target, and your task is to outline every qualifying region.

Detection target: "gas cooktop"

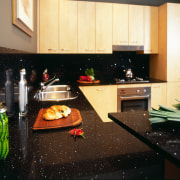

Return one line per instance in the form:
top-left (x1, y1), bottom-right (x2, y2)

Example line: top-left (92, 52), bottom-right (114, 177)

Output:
top-left (115, 77), bottom-right (149, 84)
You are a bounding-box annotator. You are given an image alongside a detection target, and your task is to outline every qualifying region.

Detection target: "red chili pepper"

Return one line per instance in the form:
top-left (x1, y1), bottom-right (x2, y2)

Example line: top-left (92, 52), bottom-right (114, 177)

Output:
top-left (69, 128), bottom-right (85, 139)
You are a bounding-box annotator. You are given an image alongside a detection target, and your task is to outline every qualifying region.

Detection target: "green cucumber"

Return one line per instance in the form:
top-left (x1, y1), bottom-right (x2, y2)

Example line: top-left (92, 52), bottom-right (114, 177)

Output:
top-left (0, 140), bottom-right (6, 159)
top-left (4, 139), bottom-right (9, 158)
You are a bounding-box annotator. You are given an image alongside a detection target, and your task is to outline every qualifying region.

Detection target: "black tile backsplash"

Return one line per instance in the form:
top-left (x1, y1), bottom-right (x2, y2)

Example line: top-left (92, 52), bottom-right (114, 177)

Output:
top-left (0, 52), bottom-right (149, 87)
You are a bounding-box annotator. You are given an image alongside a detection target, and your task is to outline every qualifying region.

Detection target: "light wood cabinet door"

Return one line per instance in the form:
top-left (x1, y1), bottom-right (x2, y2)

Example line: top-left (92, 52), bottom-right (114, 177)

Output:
top-left (143, 6), bottom-right (158, 54)
top-left (150, 3), bottom-right (180, 82)
top-left (167, 3), bottom-right (180, 82)
top-left (79, 86), bottom-right (117, 122)
top-left (38, 0), bottom-right (59, 53)
top-left (129, 5), bottom-right (144, 46)
top-left (113, 4), bottom-right (128, 45)
top-left (167, 82), bottom-right (180, 108)
top-left (96, 2), bottom-right (112, 54)
top-left (59, 0), bottom-right (78, 53)
top-left (151, 83), bottom-right (167, 109)
top-left (78, 0), bottom-right (95, 53)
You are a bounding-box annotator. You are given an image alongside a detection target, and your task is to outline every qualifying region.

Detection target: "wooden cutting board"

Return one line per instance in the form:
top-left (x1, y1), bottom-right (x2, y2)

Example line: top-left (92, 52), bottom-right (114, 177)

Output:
top-left (33, 108), bottom-right (82, 131)
top-left (77, 80), bottom-right (100, 84)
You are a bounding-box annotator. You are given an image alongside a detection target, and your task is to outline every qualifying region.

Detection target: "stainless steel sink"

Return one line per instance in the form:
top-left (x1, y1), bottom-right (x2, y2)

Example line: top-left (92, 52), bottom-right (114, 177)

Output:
top-left (43, 85), bottom-right (71, 92)
top-left (34, 85), bottom-right (78, 101)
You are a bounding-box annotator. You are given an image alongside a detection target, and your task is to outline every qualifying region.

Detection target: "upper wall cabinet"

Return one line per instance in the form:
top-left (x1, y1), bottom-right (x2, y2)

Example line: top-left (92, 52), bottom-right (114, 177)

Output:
top-left (129, 5), bottom-right (144, 46)
top-left (96, 2), bottom-right (112, 54)
top-left (38, 1), bottom-right (157, 54)
top-left (143, 6), bottom-right (158, 54)
top-left (113, 4), bottom-right (144, 46)
top-left (38, 0), bottom-right (112, 54)
top-left (150, 3), bottom-right (180, 81)
top-left (112, 4), bottom-right (128, 45)
top-left (78, 0), bottom-right (96, 53)
top-left (59, 0), bottom-right (78, 53)
top-left (38, 0), bottom-right (59, 53)
top-left (167, 3), bottom-right (180, 82)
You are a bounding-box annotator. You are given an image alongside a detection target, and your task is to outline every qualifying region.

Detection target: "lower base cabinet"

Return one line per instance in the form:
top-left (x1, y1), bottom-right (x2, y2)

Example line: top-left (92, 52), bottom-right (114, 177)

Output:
top-left (151, 83), bottom-right (167, 109)
top-left (166, 82), bottom-right (180, 108)
top-left (80, 83), bottom-right (168, 122)
top-left (79, 85), bottom-right (117, 122)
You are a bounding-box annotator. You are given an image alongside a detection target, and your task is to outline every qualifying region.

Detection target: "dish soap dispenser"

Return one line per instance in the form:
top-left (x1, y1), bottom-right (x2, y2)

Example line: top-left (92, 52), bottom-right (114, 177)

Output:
top-left (19, 68), bottom-right (28, 116)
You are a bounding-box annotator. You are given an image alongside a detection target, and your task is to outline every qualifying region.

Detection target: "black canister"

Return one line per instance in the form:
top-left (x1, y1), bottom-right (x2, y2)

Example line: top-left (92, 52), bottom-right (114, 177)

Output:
top-left (5, 69), bottom-right (14, 117)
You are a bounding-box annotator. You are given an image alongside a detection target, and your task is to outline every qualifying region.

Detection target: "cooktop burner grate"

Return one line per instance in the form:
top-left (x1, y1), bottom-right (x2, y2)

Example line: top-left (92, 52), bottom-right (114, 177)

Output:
top-left (115, 77), bottom-right (149, 84)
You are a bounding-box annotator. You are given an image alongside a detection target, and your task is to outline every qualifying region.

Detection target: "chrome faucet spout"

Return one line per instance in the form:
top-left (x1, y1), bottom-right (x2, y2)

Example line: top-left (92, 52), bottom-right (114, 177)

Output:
top-left (41, 77), bottom-right (60, 91)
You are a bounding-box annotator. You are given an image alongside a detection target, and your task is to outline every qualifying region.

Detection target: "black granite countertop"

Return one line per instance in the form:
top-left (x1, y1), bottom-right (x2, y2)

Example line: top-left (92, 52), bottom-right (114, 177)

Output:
top-left (76, 78), bottom-right (167, 86)
top-left (108, 112), bottom-right (180, 168)
top-left (0, 86), bottom-right (164, 180)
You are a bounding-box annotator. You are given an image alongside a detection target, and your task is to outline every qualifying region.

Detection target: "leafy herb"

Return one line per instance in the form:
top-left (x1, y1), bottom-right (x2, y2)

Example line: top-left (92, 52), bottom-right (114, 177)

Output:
top-left (85, 68), bottom-right (95, 77)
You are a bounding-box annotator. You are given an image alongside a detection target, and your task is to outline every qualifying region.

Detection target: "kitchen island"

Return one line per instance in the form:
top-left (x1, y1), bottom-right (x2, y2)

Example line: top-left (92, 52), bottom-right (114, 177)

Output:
top-left (0, 87), bottom-right (163, 180)
top-left (108, 111), bottom-right (180, 179)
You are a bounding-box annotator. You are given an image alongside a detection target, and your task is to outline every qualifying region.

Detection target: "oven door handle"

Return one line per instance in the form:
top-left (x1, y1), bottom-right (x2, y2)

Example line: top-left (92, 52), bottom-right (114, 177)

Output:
top-left (119, 95), bottom-right (150, 100)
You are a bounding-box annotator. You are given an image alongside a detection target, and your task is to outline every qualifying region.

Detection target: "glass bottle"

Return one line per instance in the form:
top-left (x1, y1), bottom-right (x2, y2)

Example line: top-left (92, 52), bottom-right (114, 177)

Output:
top-left (19, 69), bottom-right (28, 116)
top-left (5, 69), bottom-right (14, 117)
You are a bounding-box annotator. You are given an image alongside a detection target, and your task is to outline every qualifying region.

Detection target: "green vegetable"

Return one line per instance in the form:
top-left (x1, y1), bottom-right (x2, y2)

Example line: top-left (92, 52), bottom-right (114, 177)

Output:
top-left (149, 117), bottom-right (167, 124)
top-left (89, 75), bottom-right (95, 81)
top-left (158, 104), bottom-right (179, 112)
top-left (149, 103), bottom-right (180, 124)
top-left (85, 68), bottom-right (95, 77)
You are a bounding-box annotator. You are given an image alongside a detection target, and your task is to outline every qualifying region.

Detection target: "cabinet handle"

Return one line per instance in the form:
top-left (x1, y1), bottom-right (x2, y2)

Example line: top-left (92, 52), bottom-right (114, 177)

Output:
top-left (120, 41), bottom-right (128, 43)
top-left (96, 88), bottom-right (104, 91)
top-left (61, 48), bottom-right (71, 51)
top-left (131, 41), bottom-right (137, 44)
top-left (153, 85), bottom-right (160, 88)
top-left (85, 48), bottom-right (94, 51)
top-left (48, 48), bottom-right (56, 51)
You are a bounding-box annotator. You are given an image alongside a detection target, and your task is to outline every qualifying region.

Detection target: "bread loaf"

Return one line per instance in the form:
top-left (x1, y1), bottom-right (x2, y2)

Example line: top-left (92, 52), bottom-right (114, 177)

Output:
top-left (43, 105), bottom-right (71, 120)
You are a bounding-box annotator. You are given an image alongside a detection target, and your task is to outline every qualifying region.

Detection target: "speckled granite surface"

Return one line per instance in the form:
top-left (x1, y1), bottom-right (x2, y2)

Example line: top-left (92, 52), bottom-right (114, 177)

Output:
top-left (0, 87), bottom-right (164, 180)
top-left (108, 112), bottom-right (180, 168)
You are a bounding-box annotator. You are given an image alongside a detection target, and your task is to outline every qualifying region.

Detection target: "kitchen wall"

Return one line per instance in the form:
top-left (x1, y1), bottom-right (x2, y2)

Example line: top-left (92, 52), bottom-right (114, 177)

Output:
top-left (0, 52), bottom-right (149, 88)
top-left (0, 1), bottom-right (37, 53)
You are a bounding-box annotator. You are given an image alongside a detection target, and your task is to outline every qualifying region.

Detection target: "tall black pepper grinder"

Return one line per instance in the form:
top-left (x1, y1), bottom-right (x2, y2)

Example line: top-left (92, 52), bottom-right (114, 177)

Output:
top-left (5, 69), bottom-right (14, 117)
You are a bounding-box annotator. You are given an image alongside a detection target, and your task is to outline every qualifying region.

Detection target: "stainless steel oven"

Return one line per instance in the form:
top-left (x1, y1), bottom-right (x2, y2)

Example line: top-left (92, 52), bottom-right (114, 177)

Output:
top-left (117, 87), bottom-right (151, 112)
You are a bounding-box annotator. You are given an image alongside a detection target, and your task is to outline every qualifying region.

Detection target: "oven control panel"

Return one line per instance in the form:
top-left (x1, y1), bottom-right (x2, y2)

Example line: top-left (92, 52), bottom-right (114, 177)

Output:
top-left (117, 87), bottom-right (151, 95)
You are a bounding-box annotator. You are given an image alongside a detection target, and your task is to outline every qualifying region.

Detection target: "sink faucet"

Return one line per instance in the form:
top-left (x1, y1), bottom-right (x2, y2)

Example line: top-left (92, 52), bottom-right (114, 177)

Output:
top-left (40, 76), bottom-right (59, 91)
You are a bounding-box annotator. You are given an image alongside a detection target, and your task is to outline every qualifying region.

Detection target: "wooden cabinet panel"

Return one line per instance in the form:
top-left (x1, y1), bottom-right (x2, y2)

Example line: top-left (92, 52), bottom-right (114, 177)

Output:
top-left (113, 4), bottom-right (144, 47)
top-left (143, 6), bottom-right (158, 54)
top-left (167, 3), bottom-right (180, 81)
top-left (38, 0), bottom-right (58, 53)
top-left (129, 5), bottom-right (144, 46)
top-left (151, 83), bottom-right (167, 109)
top-left (96, 2), bottom-right (112, 54)
top-left (150, 3), bottom-right (180, 81)
top-left (59, 0), bottom-right (78, 53)
top-left (167, 82), bottom-right (180, 108)
top-left (79, 86), bottom-right (117, 122)
top-left (113, 4), bottom-right (128, 45)
top-left (78, 0), bottom-right (95, 53)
